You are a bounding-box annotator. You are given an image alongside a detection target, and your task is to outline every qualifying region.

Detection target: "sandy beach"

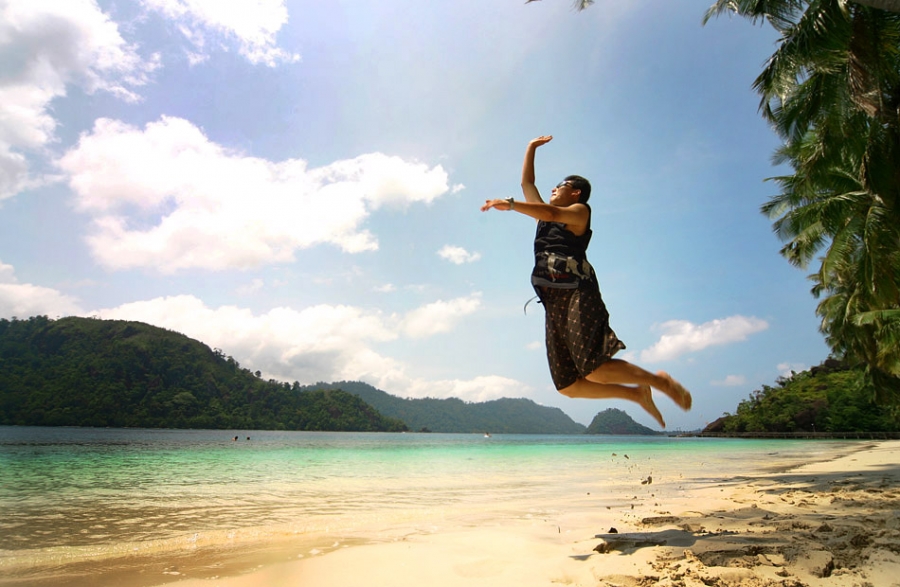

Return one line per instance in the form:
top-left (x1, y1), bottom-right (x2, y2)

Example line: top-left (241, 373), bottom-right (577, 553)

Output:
top-left (161, 440), bottom-right (900, 587)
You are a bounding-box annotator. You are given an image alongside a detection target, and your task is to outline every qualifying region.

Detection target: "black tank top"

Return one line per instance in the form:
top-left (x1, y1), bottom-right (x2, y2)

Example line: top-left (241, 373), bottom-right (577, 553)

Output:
top-left (531, 205), bottom-right (597, 289)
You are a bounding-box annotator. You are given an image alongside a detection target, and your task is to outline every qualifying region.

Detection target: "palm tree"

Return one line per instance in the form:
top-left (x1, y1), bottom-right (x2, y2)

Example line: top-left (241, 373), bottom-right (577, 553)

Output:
top-left (705, 1), bottom-right (900, 398)
top-left (763, 135), bottom-right (900, 398)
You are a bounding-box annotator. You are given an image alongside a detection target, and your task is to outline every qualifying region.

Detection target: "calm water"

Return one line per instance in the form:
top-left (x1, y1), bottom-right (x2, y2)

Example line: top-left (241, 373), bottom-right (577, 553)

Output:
top-left (0, 427), bottom-right (864, 583)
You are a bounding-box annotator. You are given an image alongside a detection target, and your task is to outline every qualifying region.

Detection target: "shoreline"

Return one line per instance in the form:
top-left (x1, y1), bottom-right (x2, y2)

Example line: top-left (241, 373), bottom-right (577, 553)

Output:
top-left (2, 438), bottom-right (895, 587)
top-left (158, 440), bottom-right (900, 587)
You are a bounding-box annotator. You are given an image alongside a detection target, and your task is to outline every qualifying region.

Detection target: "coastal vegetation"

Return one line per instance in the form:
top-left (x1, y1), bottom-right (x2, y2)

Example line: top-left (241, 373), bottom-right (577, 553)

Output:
top-left (703, 359), bottom-right (900, 434)
top-left (0, 316), bottom-right (406, 432)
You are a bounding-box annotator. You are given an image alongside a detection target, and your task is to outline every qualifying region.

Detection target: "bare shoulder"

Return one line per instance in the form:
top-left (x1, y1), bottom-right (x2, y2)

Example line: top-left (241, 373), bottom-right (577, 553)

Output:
top-left (561, 203), bottom-right (589, 235)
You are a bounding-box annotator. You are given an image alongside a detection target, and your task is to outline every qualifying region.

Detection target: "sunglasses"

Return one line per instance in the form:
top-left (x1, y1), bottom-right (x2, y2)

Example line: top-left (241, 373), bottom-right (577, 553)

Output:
top-left (556, 181), bottom-right (574, 189)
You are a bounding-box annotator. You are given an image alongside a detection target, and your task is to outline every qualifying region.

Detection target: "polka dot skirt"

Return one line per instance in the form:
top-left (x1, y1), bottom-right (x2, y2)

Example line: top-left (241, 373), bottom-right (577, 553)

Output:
top-left (540, 285), bottom-right (626, 390)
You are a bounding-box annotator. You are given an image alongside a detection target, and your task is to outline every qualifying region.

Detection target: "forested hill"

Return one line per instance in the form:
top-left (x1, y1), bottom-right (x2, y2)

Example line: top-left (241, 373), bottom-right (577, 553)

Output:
top-left (0, 316), bottom-right (405, 432)
top-left (703, 360), bottom-right (900, 435)
top-left (300, 380), bottom-right (587, 434)
top-left (585, 408), bottom-right (663, 435)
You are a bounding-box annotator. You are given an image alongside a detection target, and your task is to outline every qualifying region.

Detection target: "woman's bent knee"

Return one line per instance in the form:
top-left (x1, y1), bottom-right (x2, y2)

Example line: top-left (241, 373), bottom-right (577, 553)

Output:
top-left (557, 382), bottom-right (581, 398)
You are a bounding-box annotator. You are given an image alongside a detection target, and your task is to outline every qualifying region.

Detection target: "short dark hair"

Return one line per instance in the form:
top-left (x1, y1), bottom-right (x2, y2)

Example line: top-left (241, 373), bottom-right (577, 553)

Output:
top-left (565, 175), bottom-right (591, 204)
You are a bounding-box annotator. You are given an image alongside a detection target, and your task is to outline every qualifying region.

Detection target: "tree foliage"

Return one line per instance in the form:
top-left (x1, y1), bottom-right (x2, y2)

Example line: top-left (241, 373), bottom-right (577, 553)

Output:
top-left (704, 1), bottom-right (900, 400)
top-left (0, 316), bottom-right (406, 432)
top-left (704, 359), bottom-right (900, 433)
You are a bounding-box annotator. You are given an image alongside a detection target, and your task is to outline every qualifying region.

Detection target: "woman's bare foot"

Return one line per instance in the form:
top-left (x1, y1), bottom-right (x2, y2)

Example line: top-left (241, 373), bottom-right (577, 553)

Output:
top-left (636, 385), bottom-right (665, 428)
top-left (656, 372), bottom-right (692, 411)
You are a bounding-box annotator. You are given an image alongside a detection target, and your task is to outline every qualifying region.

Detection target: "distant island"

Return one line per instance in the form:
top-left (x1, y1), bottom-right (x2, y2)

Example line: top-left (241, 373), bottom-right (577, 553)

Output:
top-left (585, 408), bottom-right (664, 435)
top-left (300, 380), bottom-right (586, 434)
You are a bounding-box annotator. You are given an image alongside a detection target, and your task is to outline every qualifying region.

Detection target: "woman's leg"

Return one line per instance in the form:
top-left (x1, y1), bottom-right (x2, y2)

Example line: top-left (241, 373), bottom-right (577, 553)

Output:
top-left (586, 359), bottom-right (692, 410)
top-left (558, 378), bottom-right (665, 428)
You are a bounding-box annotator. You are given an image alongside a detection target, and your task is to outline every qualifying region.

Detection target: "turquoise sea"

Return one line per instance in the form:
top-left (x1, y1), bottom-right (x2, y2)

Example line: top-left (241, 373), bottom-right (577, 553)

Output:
top-left (0, 427), bottom-right (866, 586)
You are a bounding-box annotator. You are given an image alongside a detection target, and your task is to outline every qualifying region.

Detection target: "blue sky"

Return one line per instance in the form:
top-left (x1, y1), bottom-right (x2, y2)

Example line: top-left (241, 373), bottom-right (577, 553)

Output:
top-left (0, 0), bottom-right (831, 430)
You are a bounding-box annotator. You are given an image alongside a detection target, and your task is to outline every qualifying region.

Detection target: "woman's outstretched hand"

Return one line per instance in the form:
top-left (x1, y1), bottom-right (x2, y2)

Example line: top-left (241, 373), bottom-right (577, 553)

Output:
top-left (529, 135), bottom-right (553, 148)
top-left (480, 198), bottom-right (513, 212)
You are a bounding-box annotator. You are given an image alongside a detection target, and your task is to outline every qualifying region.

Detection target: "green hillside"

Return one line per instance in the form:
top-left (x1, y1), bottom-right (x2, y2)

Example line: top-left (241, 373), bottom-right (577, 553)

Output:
top-left (585, 408), bottom-right (663, 435)
top-left (303, 380), bottom-right (587, 434)
top-left (704, 360), bottom-right (900, 435)
top-left (0, 316), bottom-right (405, 432)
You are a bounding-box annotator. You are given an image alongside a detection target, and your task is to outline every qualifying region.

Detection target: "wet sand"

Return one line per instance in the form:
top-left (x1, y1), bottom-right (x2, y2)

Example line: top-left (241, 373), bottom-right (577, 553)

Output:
top-left (162, 440), bottom-right (900, 587)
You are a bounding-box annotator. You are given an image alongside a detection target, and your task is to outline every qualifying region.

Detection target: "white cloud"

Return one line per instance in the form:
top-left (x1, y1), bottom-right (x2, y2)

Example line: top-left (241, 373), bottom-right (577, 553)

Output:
top-left (58, 116), bottom-right (454, 272)
top-left (89, 292), bottom-right (518, 402)
top-left (0, 262), bottom-right (17, 284)
top-left (235, 278), bottom-right (264, 296)
top-left (141, 0), bottom-right (298, 66)
top-left (526, 340), bottom-right (542, 351)
top-left (777, 362), bottom-right (806, 378)
top-left (711, 374), bottom-right (747, 387)
top-left (0, 261), bottom-right (82, 318)
top-left (400, 293), bottom-right (482, 339)
top-left (437, 245), bottom-right (481, 265)
top-left (94, 294), bottom-right (399, 383)
top-left (0, 0), bottom-right (158, 200)
top-left (0, 284), bottom-right (83, 319)
top-left (373, 283), bottom-right (396, 293)
top-left (639, 315), bottom-right (769, 362)
top-left (0, 270), bottom-right (519, 403)
top-left (0, 147), bottom-right (31, 202)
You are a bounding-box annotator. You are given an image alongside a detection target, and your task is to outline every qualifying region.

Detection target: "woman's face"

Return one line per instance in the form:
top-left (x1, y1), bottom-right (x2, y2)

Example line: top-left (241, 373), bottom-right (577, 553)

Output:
top-left (550, 180), bottom-right (580, 206)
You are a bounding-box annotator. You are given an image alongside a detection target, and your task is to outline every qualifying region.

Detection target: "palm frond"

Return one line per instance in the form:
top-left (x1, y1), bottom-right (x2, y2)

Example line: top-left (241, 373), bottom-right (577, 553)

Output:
top-left (703, 0), bottom-right (806, 29)
top-left (855, 308), bottom-right (900, 325)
